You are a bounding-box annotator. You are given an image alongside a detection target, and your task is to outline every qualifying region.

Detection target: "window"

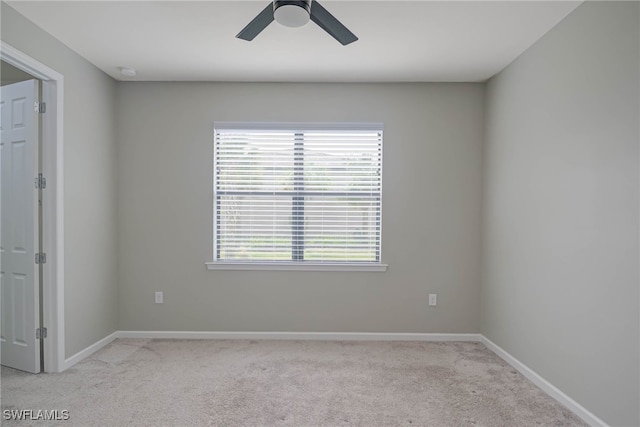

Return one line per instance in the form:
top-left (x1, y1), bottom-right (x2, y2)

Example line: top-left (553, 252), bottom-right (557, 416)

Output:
top-left (208, 122), bottom-right (385, 271)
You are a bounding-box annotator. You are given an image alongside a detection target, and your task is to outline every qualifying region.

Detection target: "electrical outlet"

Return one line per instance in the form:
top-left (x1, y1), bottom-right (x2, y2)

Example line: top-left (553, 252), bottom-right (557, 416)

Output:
top-left (155, 292), bottom-right (163, 304)
top-left (428, 293), bottom-right (437, 306)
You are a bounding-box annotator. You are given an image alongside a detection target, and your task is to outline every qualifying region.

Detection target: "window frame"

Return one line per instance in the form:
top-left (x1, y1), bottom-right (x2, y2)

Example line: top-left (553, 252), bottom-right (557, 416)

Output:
top-left (206, 122), bottom-right (387, 272)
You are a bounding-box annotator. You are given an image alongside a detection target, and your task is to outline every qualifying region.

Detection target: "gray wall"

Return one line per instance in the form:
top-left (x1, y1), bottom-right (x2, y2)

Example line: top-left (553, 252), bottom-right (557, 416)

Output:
top-left (1, 3), bottom-right (119, 358)
top-left (481, 2), bottom-right (639, 426)
top-left (1, 60), bottom-right (34, 85)
top-left (116, 83), bottom-right (484, 333)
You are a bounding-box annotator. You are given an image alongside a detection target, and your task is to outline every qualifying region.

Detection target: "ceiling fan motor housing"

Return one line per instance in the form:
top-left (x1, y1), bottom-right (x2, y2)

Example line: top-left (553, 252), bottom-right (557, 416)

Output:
top-left (273, 0), bottom-right (312, 27)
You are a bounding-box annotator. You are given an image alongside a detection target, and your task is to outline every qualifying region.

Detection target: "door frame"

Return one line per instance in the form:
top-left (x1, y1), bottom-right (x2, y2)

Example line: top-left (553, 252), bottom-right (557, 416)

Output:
top-left (1, 41), bottom-right (65, 373)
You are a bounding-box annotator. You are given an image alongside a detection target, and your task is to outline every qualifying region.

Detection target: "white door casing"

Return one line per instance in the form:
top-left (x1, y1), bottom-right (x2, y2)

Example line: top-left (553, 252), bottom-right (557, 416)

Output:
top-left (1, 41), bottom-right (65, 373)
top-left (0, 79), bottom-right (40, 373)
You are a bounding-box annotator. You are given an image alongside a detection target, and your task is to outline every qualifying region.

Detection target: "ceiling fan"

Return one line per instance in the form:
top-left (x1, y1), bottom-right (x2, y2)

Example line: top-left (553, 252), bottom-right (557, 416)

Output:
top-left (236, 0), bottom-right (358, 46)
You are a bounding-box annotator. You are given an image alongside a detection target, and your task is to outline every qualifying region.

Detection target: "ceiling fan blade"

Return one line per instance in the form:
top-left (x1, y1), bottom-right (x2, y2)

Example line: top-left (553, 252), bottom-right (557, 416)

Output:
top-left (309, 1), bottom-right (358, 46)
top-left (236, 3), bottom-right (275, 41)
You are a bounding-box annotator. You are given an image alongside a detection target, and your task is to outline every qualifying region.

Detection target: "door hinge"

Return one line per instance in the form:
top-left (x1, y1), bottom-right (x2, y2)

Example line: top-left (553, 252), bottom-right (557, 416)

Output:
top-left (36, 327), bottom-right (47, 339)
top-left (35, 252), bottom-right (47, 264)
top-left (34, 101), bottom-right (46, 114)
top-left (34, 173), bottom-right (46, 189)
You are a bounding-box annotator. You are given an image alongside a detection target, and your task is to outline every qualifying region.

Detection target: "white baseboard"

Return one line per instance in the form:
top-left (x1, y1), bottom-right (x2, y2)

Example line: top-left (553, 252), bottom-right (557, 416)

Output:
top-left (118, 331), bottom-right (482, 342)
top-left (479, 335), bottom-right (607, 427)
top-left (62, 331), bottom-right (118, 371)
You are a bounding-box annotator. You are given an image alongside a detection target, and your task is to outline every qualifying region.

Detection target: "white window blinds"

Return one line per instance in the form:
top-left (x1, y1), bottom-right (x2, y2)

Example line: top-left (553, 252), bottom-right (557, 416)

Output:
top-left (214, 122), bottom-right (383, 264)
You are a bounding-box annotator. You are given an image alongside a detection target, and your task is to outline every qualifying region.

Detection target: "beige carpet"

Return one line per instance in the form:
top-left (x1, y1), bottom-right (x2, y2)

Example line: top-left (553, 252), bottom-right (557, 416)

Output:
top-left (1, 339), bottom-right (586, 426)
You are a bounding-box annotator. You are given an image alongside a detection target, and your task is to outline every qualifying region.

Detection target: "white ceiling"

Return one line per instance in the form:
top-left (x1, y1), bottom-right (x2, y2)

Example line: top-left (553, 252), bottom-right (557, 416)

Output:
top-left (7, 1), bottom-right (581, 82)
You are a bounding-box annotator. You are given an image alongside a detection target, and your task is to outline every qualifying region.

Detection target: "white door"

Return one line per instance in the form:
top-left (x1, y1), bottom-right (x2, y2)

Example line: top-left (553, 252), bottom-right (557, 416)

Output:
top-left (0, 79), bottom-right (40, 373)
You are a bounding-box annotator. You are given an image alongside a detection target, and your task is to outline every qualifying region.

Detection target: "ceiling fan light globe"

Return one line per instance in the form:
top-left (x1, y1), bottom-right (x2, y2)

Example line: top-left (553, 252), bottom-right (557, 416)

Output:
top-left (274, 4), bottom-right (310, 28)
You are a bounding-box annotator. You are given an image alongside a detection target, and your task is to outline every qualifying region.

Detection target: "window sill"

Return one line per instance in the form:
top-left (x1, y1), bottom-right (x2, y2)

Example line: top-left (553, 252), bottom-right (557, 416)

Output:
top-left (205, 262), bottom-right (388, 272)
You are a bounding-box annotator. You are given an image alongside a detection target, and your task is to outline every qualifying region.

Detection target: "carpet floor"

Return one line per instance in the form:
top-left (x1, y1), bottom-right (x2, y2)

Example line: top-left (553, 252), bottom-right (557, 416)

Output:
top-left (1, 339), bottom-right (586, 426)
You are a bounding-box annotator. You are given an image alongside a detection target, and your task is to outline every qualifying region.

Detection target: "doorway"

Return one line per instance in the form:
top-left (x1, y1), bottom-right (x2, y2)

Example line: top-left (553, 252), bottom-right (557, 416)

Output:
top-left (0, 42), bottom-right (65, 373)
